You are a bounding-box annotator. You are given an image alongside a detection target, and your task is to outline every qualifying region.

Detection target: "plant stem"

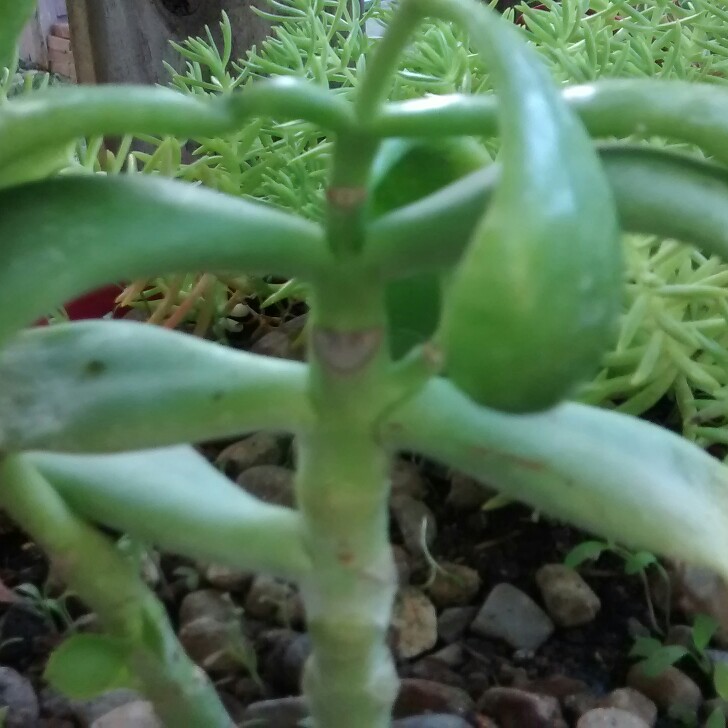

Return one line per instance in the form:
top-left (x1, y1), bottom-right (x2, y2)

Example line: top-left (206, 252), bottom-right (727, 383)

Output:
top-left (296, 268), bottom-right (398, 728)
top-left (0, 454), bottom-right (233, 728)
top-left (356, 0), bottom-right (423, 121)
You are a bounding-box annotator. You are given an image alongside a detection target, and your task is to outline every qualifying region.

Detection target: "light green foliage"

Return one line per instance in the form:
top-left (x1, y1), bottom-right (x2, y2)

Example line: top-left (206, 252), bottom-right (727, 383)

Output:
top-left (570, 537), bottom-right (728, 710)
top-left (0, 0), bottom-right (37, 74)
top-left (0, 64), bottom-right (75, 189)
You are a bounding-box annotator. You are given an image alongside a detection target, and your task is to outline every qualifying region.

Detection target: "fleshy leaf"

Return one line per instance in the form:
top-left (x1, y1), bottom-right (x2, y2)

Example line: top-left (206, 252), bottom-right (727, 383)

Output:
top-left (369, 138), bottom-right (490, 359)
top-left (0, 320), bottom-right (309, 452)
top-left (29, 445), bottom-right (309, 580)
top-left (0, 175), bottom-right (325, 345)
top-left (385, 378), bottom-right (728, 583)
top-left (0, 0), bottom-right (37, 71)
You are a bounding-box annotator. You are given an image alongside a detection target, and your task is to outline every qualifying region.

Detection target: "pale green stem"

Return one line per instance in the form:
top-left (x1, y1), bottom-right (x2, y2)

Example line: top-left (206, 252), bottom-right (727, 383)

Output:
top-left (296, 269), bottom-right (398, 728)
top-left (0, 454), bottom-right (233, 728)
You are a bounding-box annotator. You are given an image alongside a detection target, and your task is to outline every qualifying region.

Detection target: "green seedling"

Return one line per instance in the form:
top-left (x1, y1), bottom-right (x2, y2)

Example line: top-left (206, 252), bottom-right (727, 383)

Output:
top-left (630, 614), bottom-right (728, 726)
top-left (8, 0), bottom-right (728, 725)
top-left (13, 582), bottom-right (75, 634)
top-left (565, 539), bottom-right (672, 634)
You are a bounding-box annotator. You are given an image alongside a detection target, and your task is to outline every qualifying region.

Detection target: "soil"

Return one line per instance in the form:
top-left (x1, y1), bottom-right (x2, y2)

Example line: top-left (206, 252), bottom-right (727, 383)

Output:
top-left (0, 449), bottom-right (699, 727)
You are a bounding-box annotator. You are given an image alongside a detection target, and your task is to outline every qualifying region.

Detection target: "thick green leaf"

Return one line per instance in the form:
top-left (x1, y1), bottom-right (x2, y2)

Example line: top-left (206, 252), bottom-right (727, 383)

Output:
top-left (369, 137), bottom-right (491, 219)
top-left (28, 446), bottom-right (310, 579)
top-left (44, 634), bottom-right (136, 700)
top-left (369, 138), bottom-right (490, 358)
top-left (369, 145), bottom-right (728, 279)
top-left (374, 79), bottom-right (728, 165)
top-left (0, 320), bottom-right (309, 452)
top-left (384, 378), bottom-right (728, 582)
top-left (0, 175), bottom-right (326, 346)
top-left (0, 141), bottom-right (75, 189)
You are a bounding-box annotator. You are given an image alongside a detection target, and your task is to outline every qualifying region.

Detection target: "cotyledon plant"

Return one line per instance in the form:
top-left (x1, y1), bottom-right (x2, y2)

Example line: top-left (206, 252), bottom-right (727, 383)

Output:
top-left (8, 0), bottom-right (728, 725)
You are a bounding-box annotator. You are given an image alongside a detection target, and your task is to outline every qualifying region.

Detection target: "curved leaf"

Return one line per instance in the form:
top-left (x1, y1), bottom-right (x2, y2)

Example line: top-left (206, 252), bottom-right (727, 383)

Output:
top-left (28, 445), bottom-right (310, 580)
top-left (369, 145), bottom-right (728, 278)
top-left (0, 320), bottom-right (310, 452)
top-left (0, 79), bottom-right (352, 179)
top-left (384, 377), bottom-right (728, 581)
top-left (0, 175), bottom-right (327, 345)
top-left (369, 137), bottom-right (491, 358)
top-left (374, 79), bottom-right (728, 165)
top-left (0, 453), bottom-right (234, 725)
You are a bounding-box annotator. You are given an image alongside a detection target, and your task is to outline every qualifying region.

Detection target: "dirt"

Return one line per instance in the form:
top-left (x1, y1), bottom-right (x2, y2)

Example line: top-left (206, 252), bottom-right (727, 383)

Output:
top-left (0, 448), bottom-right (697, 726)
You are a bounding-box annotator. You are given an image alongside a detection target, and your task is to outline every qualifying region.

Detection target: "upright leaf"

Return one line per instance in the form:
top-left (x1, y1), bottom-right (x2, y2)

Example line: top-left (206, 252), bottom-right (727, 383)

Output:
top-left (369, 138), bottom-right (491, 358)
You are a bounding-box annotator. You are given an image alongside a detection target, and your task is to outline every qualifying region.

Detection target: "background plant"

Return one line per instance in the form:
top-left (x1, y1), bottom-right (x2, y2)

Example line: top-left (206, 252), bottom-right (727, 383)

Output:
top-left (565, 539), bottom-right (672, 634)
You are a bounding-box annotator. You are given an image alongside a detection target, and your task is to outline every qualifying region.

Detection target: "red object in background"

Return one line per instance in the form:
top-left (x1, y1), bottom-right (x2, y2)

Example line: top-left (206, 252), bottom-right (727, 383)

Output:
top-left (35, 284), bottom-right (129, 326)
top-left (65, 285), bottom-right (127, 320)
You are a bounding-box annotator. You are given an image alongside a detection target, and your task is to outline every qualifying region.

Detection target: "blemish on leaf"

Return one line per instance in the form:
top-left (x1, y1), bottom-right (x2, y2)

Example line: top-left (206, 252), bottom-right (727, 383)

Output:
top-left (313, 327), bottom-right (383, 374)
top-left (471, 444), bottom-right (544, 472)
top-left (326, 186), bottom-right (367, 209)
top-left (83, 360), bottom-right (106, 377)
